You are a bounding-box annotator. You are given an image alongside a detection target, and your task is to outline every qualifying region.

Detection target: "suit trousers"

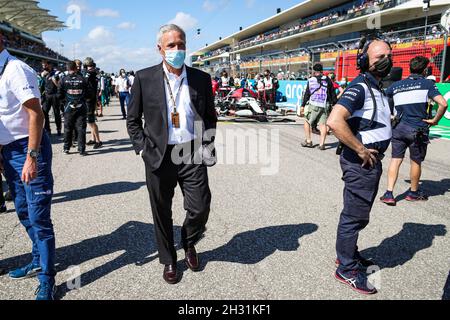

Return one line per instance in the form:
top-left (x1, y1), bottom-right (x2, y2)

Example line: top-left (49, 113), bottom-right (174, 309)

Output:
top-left (145, 144), bottom-right (211, 265)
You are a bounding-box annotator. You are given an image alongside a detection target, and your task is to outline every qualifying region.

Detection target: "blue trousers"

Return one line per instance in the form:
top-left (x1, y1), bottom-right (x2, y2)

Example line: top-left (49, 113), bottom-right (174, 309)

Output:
top-left (119, 92), bottom-right (129, 118)
top-left (1, 133), bottom-right (56, 285)
top-left (336, 156), bottom-right (382, 273)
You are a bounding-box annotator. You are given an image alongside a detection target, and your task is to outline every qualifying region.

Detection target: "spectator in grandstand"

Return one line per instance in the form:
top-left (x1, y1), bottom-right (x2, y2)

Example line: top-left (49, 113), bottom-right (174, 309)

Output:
top-left (83, 58), bottom-right (103, 149)
top-left (0, 35), bottom-right (57, 300)
top-left (327, 38), bottom-right (394, 295)
top-left (380, 56), bottom-right (448, 205)
top-left (40, 60), bottom-right (62, 136)
top-left (115, 68), bottom-right (131, 119)
top-left (301, 64), bottom-right (337, 150)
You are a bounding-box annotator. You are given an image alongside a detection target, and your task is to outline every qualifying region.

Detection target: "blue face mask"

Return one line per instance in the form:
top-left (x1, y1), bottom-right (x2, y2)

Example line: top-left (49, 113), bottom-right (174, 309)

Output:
top-left (164, 50), bottom-right (186, 69)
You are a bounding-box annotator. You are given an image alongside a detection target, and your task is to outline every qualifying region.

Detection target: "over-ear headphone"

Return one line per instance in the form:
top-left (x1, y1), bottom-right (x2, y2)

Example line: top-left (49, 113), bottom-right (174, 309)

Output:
top-left (356, 36), bottom-right (392, 72)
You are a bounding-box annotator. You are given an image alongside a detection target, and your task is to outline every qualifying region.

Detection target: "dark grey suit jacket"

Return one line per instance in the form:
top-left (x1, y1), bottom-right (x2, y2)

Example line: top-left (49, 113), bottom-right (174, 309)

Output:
top-left (127, 63), bottom-right (217, 171)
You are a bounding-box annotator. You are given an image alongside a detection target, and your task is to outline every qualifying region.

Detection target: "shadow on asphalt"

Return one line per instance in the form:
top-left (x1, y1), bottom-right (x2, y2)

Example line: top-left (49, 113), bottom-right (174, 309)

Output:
top-left (52, 181), bottom-right (146, 204)
top-left (443, 271), bottom-right (450, 300)
top-left (360, 223), bottom-right (447, 270)
top-left (52, 221), bottom-right (171, 300)
top-left (197, 224), bottom-right (318, 270)
top-left (395, 179), bottom-right (450, 203)
top-left (0, 221), bottom-right (184, 300)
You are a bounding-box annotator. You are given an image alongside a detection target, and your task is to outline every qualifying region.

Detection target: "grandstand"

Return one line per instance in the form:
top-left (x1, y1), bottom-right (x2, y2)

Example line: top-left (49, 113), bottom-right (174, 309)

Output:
top-left (191, 0), bottom-right (450, 82)
top-left (0, 0), bottom-right (68, 72)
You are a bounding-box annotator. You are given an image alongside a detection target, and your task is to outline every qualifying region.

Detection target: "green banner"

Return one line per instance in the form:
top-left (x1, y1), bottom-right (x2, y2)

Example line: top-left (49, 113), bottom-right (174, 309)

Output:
top-left (435, 84), bottom-right (450, 127)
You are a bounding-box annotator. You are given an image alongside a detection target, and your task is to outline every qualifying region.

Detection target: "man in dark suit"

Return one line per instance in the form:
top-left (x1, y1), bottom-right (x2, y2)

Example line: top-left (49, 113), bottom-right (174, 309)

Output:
top-left (127, 24), bottom-right (217, 284)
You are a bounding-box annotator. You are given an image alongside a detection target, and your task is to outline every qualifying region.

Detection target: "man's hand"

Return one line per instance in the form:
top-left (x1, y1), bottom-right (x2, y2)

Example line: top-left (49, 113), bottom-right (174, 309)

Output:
top-left (422, 118), bottom-right (438, 126)
top-left (299, 107), bottom-right (305, 117)
top-left (357, 147), bottom-right (379, 168)
top-left (21, 157), bottom-right (38, 185)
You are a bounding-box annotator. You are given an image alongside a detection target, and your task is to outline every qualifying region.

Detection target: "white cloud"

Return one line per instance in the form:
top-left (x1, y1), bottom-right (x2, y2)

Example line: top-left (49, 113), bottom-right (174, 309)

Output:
top-left (95, 8), bottom-right (120, 18)
top-left (117, 22), bottom-right (136, 30)
top-left (44, 29), bottom-right (160, 73)
top-left (168, 12), bottom-right (198, 31)
top-left (88, 26), bottom-right (114, 43)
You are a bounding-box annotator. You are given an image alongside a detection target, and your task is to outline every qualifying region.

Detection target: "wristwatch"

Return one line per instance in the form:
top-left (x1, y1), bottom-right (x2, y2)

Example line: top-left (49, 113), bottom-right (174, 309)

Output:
top-left (28, 149), bottom-right (40, 159)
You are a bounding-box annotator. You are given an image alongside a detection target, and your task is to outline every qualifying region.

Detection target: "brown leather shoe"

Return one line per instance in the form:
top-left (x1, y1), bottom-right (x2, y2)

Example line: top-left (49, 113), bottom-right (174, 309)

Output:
top-left (163, 264), bottom-right (179, 284)
top-left (185, 247), bottom-right (200, 272)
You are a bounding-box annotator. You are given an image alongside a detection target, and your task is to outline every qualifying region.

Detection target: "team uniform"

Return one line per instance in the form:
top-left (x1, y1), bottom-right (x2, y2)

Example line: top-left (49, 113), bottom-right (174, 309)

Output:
top-left (335, 73), bottom-right (392, 275)
top-left (386, 74), bottom-right (441, 164)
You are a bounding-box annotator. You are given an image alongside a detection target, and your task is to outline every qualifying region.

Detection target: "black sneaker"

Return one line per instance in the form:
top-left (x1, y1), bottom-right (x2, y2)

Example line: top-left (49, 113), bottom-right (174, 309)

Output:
top-left (63, 150), bottom-right (70, 155)
top-left (0, 203), bottom-right (6, 214)
top-left (93, 142), bottom-right (103, 149)
top-left (79, 151), bottom-right (88, 156)
top-left (335, 270), bottom-right (377, 295)
top-left (406, 190), bottom-right (429, 202)
top-left (380, 191), bottom-right (396, 206)
top-left (86, 140), bottom-right (96, 146)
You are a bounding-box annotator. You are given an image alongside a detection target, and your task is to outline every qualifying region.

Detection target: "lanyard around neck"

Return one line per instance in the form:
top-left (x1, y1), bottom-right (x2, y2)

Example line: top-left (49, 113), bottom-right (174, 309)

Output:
top-left (164, 72), bottom-right (185, 112)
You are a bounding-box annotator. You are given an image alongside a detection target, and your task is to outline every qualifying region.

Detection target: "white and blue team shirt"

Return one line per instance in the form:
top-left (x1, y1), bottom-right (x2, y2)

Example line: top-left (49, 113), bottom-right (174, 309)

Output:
top-left (386, 74), bottom-right (441, 129)
top-left (0, 49), bottom-right (41, 146)
top-left (337, 73), bottom-right (392, 162)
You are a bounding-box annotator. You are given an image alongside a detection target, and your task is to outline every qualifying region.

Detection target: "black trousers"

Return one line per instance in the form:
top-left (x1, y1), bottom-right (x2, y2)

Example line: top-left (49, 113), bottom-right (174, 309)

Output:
top-left (64, 106), bottom-right (87, 153)
top-left (145, 144), bottom-right (211, 265)
top-left (43, 95), bottom-right (62, 133)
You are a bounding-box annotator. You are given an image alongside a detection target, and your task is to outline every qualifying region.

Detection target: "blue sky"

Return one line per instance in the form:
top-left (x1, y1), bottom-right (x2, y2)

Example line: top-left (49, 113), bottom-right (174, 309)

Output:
top-left (39, 0), bottom-right (303, 73)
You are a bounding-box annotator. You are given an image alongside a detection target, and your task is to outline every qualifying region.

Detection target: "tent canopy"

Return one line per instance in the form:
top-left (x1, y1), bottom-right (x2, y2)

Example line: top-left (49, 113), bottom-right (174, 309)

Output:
top-left (0, 0), bottom-right (65, 37)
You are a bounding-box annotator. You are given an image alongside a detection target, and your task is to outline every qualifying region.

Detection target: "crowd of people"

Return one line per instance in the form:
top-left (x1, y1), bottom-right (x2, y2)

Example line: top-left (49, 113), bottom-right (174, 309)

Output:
top-left (236, 0), bottom-right (396, 49)
top-left (2, 29), bottom-right (67, 60)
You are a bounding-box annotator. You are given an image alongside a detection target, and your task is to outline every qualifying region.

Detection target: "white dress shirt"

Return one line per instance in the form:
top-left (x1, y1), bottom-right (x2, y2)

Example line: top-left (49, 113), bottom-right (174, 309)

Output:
top-left (116, 76), bottom-right (130, 93)
top-left (163, 63), bottom-right (196, 145)
top-left (0, 50), bottom-right (41, 145)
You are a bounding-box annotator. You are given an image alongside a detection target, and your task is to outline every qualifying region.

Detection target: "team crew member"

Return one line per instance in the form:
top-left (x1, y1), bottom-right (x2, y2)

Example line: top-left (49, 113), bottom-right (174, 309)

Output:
top-left (380, 56), bottom-right (448, 205)
top-left (301, 64), bottom-right (337, 150)
top-left (41, 60), bottom-right (62, 136)
top-left (115, 69), bottom-right (130, 119)
top-left (83, 58), bottom-right (103, 149)
top-left (59, 61), bottom-right (91, 156)
top-left (218, 71), bottom-right (231, 98)
top-left (327, 38), bottom-right (393, 295)
top-left (0, 38), bottom-right (56, 300)
top-left (263, 70), bottom-right (274, 108)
